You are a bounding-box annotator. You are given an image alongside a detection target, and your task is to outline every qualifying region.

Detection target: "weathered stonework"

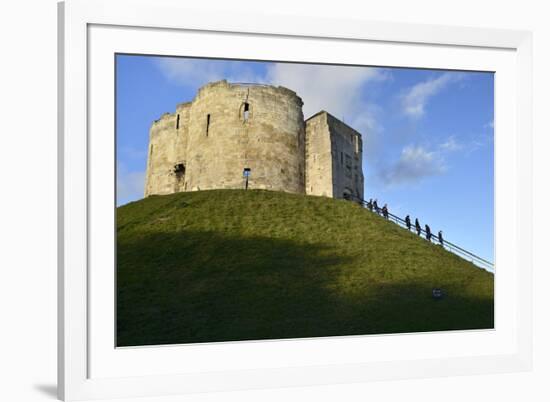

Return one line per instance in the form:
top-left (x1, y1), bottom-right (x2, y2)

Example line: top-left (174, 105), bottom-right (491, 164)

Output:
top-left (144, 80), bottom-right (364, 200)
top-left (305, 112), bottom-right (364, 199)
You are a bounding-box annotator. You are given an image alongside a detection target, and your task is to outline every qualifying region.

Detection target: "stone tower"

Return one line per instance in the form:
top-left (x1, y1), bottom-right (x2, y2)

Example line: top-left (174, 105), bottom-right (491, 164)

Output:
top-left (144, 80), bottom-right (364, 200)
top-left (305, 111), bottom-right (364, 200)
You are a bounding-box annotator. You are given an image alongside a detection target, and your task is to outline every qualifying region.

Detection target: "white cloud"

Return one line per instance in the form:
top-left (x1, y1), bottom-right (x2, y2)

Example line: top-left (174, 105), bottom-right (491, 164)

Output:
top-left (377, 135), bottom-right (466, 186)
top-left (468, 134), bottom-right (493, 154)
top-left (465, 122), bottom-right (495, 154)
top-left (439, 135), bottom-right (463, 152)
top-left (401, 72), bottom-right (463, 118)
top-left (266, 63), bottom-right (387, 119)
top-left (156, 58), bottom-right (222, 86)
top-left (155, 58), bottom-right (263, 88)
top-left (117, 163), bottom-right (145, 206)
top-left (380, 145), bottom-right (446, 186)
top-left (266, 63), bottom-right (389, 161)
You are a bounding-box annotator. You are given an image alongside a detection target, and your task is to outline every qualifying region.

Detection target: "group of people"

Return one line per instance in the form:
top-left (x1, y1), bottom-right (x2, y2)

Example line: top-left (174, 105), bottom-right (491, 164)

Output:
top-left (365, 199), bottom-right (389, 219)
top-left (365, 198), bottom-right (444, 245)
top-left (404, 215), bottom-right (444, 244)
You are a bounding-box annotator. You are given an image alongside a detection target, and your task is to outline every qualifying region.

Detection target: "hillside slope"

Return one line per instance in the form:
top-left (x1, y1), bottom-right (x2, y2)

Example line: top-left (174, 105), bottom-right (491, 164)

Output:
top-left (117, 190), bottom-right (493, 346)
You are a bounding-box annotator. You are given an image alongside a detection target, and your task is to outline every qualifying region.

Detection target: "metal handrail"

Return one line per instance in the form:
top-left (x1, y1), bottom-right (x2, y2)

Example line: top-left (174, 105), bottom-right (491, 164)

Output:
top-left (348, 195), bottom-right (494, 272)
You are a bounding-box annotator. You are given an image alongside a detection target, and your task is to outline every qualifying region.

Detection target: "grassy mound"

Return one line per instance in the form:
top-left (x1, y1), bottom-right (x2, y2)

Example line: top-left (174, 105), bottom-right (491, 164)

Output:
top-left (117, 189), bottom-right (493, 346)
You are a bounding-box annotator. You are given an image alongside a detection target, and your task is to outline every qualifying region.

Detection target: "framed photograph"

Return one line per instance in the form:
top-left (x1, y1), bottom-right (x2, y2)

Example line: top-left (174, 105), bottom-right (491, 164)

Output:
top-left (58, 0), bottom-right (533, 400)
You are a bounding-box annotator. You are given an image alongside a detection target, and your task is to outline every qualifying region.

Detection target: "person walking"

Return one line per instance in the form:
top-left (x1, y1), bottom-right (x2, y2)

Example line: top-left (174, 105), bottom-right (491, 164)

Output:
top-left (415, 218), bottom-right (421, 235)
top-left (405, 215), bottom-right (411, 230)
top-left (373, 199), bottom-right (379, 214)
top-left (382, 204), bottom-right (389, 219)
top-left (438, 230), bottom-right (444, 245)
top-left (367, 198), bottom-right (373, 211)
top-left (425, 224), bottom-right (432, 241)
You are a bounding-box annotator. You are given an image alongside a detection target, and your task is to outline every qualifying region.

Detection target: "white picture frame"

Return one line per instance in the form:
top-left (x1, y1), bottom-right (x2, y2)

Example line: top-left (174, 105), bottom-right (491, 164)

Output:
top-left (58, 0), bottom-right (533, 400)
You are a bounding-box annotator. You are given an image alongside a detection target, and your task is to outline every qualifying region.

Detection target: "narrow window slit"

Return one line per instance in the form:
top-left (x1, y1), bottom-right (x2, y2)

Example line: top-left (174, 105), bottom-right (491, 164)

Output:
top-left (206, 114), bottom-right (210, 136)
top-left (176, 114), bottom-right (180, 129)
top-left (243, 102), bottom-right (250, 121)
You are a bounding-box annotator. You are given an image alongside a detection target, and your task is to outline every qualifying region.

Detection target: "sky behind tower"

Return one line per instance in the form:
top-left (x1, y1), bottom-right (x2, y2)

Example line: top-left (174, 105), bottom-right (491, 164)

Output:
top-left (116, 55), bottom-right (494, 263)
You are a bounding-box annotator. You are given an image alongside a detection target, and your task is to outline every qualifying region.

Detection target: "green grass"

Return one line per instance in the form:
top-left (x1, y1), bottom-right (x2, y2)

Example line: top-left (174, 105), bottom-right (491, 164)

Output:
top-left (117, 189), bottom-right (493, 346)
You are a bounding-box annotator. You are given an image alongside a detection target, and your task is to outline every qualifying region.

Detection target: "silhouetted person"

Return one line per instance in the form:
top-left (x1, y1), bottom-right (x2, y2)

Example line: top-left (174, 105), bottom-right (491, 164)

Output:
top-left (415, 218), bottom-right (421, 235)
top-left (382, 204), bottom-right (389, 219)
top-left (367, 199), bottom-right (373, 211)
top-left (425, 224), bottom-right (432, 241)
top-left (373, 199), bottom-right (379, 214)
top-left (405, 215), bottom-right (411, 230)
top-left (438, 230), bottom-right (444, 245)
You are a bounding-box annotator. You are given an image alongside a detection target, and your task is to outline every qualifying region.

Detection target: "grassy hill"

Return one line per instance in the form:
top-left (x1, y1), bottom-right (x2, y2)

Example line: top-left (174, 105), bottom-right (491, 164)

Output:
top-left (117, 189), bottom-right (493, 347)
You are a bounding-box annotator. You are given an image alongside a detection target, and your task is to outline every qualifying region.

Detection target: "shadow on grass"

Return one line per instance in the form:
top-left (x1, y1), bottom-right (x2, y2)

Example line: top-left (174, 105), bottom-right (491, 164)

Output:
top-left (117, 230), bottom-right (493, 347)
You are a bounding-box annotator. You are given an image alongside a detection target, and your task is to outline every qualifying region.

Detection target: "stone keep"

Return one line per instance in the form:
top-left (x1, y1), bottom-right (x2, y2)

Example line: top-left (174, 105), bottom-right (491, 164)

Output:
top-left (144, 80), bottom-right (364, 200)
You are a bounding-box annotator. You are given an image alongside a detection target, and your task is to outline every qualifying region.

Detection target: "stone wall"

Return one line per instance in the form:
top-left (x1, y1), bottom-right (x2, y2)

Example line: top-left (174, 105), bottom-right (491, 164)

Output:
top-left (144, 112), bottom-right (177, 196)
top-left (304, 111), bottom-right (364, 200)
top-left (184, 80), bottom-right (305, 193)
top-left (305, 112), bottom-right (334, 197)
top-left (144, 80), bottom-right (363, 200)
top-left (144, 102), bottom-right (191, 196)
top-left (325, 113), bottom-right (364, 200)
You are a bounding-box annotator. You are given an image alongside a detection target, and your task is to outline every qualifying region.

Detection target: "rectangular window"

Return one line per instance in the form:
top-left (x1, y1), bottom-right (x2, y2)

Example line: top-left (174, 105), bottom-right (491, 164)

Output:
top-left (206, 114), bottom-right (211, 136)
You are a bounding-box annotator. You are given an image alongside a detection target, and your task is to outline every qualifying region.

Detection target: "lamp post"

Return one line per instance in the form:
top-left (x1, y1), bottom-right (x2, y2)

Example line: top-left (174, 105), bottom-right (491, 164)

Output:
top-left (243, 168), bottom-right (251, 190)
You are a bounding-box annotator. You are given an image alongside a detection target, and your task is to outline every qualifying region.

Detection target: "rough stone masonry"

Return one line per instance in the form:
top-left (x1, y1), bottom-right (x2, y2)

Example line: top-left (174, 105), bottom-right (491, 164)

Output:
top-left (144, 80), bottom-right (364, 200)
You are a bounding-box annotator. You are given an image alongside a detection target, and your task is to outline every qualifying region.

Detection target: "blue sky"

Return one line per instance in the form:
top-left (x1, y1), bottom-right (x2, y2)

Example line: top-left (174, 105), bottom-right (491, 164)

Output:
top-left (116, 55), bottom-right (494, 263)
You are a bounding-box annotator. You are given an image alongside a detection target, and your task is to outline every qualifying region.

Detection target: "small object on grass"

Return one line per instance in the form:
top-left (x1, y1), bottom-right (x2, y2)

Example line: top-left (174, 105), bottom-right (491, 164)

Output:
top-left (432, 288), bottom-right (444, 300)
